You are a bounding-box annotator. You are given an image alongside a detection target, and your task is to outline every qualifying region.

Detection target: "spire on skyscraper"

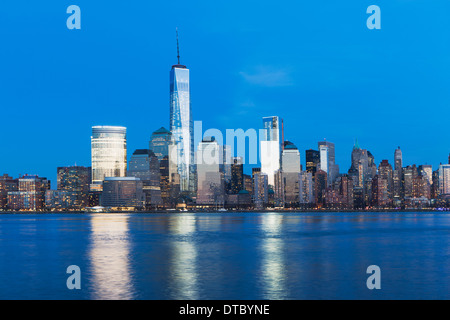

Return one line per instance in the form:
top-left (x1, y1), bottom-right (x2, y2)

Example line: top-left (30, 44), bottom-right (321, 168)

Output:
top-left (353, 138), bottom-right (360, 150)
top-left (176, 27), bottom-right (180, 65)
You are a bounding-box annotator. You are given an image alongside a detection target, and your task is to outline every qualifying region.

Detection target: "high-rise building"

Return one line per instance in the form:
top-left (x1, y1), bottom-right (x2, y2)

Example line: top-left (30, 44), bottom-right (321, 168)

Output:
top-left (230, 157), bottom-right (244, 194)
top-left (432, 169), bottom-right (441, 199)
top-left (378, 160), bottom-right (393, 202)
top-left (282, 141), bottom-right (301, 206)
top-left (8, 175), bottom-right (50, 211)
top-left (149, 127), bottom-right (173, 207)
top-left (101, 177), bottom-right (145, 209)
top-left (350, 140), bottom-right (369, 188)
top-left (338, 174), bottom-right (354, 209)
top-left (412, 174), bottom-right (431, 200)
top-left (127, 149), bottom-right (162, 209)
top-left (260, 116), bottom-right (283, 186)
top-left (222, 145), bottom-right (232, 187)
top-left (52, 166), bottom-right (91, 209)
top-left (169, 34), bottom-right (194, 195)
top-left (371, 175), bottom-right (388, 207)
top-left (439, 164), bottom-right (450, 195)
top-left (0, 174), bottom-right (18, 209)
top-left (393, 147), bottom-right (403, 202)
top-left (394, 146), bottom-right (402, 170)
top-left (314, 169), bottom-right (327, 207)
top-left (318, 140), bottom-right (339, 186)
top-left (402, 165), bottom-right (416, 199)
top-left (305, 149), bottom-right (320, 177)
top-left (91, 126), bottom-right (127, 191)
top-left (196, 137), bottom-right (224, 206)
top-left (149, 127), bottom-right (172, 161)
top-left (299, 171), bottom-right (314, 205)
top-left (253, 172), bottom-right (268, 209)
top-left (243, 174), bottom-right (253, 194)
top-left (57, 166), bottom-right (91, 193)
top-left (418, 165), bottom-right (433, 186)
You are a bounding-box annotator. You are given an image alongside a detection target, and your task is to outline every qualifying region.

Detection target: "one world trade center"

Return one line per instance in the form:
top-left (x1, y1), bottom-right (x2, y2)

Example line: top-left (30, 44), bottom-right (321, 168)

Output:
top-left (169, 29), bottom-right (195, 194)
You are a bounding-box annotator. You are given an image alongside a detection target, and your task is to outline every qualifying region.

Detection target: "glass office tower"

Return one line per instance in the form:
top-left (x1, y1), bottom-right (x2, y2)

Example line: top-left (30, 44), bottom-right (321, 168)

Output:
top-left (91, 126), bottom-right (127, 190)
top-left (318, 140), bottom-right (339, 186)
top-left (439, 164), bottom-right (450, 195)
top-left (260, 116), bottom-right (283, 186)
top-left (170, 64), bottom-right (194, 194)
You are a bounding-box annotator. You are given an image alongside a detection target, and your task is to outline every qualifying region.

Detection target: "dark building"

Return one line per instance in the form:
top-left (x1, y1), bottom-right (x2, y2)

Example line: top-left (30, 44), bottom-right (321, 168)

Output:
top-left (0, 174), bottom-right (18, 209)
top-left (371, 175), bottom-right (388, 208)
top-left (149, 127), bottom-right (172, 207)
top-left (314, 169), bottom-right (327, 207)
top-left (243, 174), bottom-right (253, 194)
top-left (54, 166), bottom-right (91, 209)
top-left (393, 147), bottom-right (403, 204)
top-left (378, 160), bottom-right (393, 203)
top-left (305, 149), bottom-right (320, 177)
top-left (127, 149), bottom-right (162, 209)
top-left (101, 177), bottom-right (145, 210)
top-left (230, 157), bottom-right (244, 194)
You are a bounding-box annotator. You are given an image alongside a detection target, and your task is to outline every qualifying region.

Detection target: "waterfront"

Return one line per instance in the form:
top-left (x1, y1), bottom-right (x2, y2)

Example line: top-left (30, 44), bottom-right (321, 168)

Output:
top-left (0, 212), bottom-right (449, 299)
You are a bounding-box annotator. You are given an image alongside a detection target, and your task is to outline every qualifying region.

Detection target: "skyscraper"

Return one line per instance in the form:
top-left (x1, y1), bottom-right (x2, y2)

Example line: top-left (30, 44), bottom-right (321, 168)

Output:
top-left (230, 157), bottom-right (244, 194)
top-left (299, 171), bottom-right (314, 205)
top-left (394, 146), bottom-right (402, 170)
top-left (253, 172), bottom-right (268, 209)
top-left (0, 174), bottom-right (18, 209)
top-left (53, 166), bottom-right (91, 209)
top-left (127, 149), bottom-right (162, 209)
top-left (418, 164), bottom-right (433, 186)
top-left (149, 127), bottom-right (172, 207)
top-left (169, 31), bottom-right (194, 195)
top-left (282, 141), bottom-right (301, 205)
top-left (196, 137), bottom-right (224, 206)
top-left (305, 149), bottom-right (320, 177)
top-left (378, 160), bottom-right (393, 203)
top-left (260, 116), bottom-right (283, 186)
top-left (318, 140), bottom-right (339, 186)
top-left (149, 127), bottom-right (172, 161)
top-left (349, 140), bottom-right (370, 188)
top-left (439, 164), bottom-right (450, 195)
top-left (314, 169), bottom-right (327, 206)
top-left (91, 126), bottom-right (127, 191)
top-left (8, 175), bottom-right (50, 211)
top-left (393, 146), bottom-right (403, 202)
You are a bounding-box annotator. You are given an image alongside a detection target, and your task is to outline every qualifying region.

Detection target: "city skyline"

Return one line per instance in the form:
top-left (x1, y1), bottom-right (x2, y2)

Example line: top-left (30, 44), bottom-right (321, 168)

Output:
top-left (0, 2), bottom-right (449, 186)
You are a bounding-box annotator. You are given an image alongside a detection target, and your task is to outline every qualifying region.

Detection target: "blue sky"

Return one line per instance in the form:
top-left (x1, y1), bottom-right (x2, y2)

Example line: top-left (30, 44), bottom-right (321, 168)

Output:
top-left (0, 1), bottom-right (449, 185)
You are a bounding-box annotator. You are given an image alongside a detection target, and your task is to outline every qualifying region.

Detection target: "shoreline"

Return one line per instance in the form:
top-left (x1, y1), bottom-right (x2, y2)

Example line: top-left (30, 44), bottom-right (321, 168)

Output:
top-left (0, 208), bottom-right (449, 214)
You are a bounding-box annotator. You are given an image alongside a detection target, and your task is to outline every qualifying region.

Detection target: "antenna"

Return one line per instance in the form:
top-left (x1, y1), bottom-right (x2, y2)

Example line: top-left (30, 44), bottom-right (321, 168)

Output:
top-left (176, 27), bottom-right (180, 65)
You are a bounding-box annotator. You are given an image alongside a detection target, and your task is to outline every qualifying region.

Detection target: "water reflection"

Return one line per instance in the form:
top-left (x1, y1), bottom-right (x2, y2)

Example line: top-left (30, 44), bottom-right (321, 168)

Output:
top-left (260, 213), bottom-right (287, 299)
top-left (88, 215), bottom-right (133, 300)
top-left (167, 215), bottom-right (199, 299)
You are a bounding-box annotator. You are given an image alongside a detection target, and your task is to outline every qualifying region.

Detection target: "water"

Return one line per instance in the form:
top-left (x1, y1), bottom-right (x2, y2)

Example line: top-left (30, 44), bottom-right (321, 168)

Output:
top-left (0, 212), bottom-right (449, 300)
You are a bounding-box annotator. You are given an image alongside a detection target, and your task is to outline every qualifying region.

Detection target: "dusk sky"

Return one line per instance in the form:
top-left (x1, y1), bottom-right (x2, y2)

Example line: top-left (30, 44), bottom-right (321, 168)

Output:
top-left (0, 1), bottom-right (449, 185)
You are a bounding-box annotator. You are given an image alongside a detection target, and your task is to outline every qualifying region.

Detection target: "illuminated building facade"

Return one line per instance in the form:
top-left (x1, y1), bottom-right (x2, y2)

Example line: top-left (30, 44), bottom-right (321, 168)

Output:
top-left (439, 164), bottom-right (450, 195)
top-left (91, 126), bottom-right (127, 190)
top-left (260, 116), bottom-right (283, 186)
top-left (170, 63), bottom-right (194, 194)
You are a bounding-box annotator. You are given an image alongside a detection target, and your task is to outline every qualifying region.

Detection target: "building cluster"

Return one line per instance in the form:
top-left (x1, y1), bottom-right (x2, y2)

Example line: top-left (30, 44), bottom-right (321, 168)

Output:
top-left (1, 50), bottom-right (450, 212)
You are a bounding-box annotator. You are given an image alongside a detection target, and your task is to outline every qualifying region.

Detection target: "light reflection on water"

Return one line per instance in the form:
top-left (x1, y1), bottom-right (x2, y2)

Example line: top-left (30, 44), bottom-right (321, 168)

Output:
top-left (88, 215), bottom-right (133, 300)
top-left (167, 215), bottom-right (198, 300)
top-left (0, 212), bottom-right (450, 299)
top-left (260, 214), bottom-right (287, 299)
